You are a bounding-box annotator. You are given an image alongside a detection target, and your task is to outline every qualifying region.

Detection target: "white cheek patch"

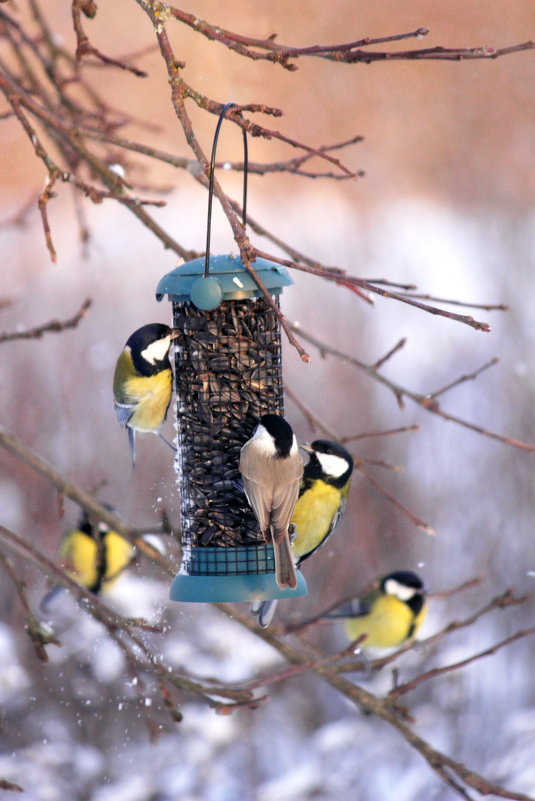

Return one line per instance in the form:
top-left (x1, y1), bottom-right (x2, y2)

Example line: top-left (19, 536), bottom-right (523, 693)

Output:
top-left (316, 451), bottom-right (349, 478)
top-left (141, 335), bottom-right (171, 365)
top-left (251, 424), bottom-right (277, 455)
top-left (384, 578), bottom-right (416, 601)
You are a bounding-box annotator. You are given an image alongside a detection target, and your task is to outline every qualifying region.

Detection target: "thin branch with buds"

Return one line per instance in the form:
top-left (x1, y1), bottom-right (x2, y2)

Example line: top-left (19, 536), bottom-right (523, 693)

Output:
top-left (386, 625), bottom-right (535, 704)
top-left (0, 298), bottom-right (92, 343)
top-left (289, 322), bottom-right (535, 452)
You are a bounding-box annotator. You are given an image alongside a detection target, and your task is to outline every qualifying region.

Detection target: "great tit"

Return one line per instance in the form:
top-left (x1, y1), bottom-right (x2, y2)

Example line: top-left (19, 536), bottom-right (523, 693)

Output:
top-left (239, 414), bottom-right (304, 590)
top-left (328, 570), bottom-right (427, 650)
top-left (292, 440), bottom-right (354, 563)
top-left (251, 439), bottom-right (354, 627)
top-left (113, 323), bottom-right (179, 468)
top-left (40, 508), bottom-right (136, 612)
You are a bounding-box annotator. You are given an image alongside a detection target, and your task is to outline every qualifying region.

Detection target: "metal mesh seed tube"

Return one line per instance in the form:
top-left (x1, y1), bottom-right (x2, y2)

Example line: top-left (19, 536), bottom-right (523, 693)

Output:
top-left (173, 296), bottom-right (283, 553)
top-left (156, 255), bottom-right (308, 602)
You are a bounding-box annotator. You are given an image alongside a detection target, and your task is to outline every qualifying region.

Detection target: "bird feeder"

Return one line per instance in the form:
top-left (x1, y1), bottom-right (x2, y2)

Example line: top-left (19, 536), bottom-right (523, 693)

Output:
top-left (156, 104), bottom-right (308, 603)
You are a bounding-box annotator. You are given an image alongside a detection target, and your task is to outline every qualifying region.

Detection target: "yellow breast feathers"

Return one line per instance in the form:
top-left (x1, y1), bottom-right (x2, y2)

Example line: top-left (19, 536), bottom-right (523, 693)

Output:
top-left (344, 593), bottom-right (427, 649)
top-left (291, 481), bottom-right (342, 561)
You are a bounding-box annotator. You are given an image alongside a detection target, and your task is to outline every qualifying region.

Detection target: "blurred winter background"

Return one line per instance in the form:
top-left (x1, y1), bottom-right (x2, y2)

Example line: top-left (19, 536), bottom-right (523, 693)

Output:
top-left (0, 1), bottom-right (534, 799)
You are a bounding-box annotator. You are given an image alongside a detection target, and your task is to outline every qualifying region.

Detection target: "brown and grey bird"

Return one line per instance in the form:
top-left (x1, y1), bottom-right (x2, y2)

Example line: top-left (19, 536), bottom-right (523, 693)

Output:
top-left (239, 414), bottom-right (304, 590)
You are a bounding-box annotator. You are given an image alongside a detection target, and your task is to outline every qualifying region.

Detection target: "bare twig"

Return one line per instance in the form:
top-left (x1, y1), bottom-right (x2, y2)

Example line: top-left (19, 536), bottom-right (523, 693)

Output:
top-left (217, 602), bottom-right (535, 801)
top-left (430, 576), bottom-right (482, 600)
top-left (400, 293), bottom-right (509, 312)
top-left (373, 337), bottom-right (407, 369)
top-left (0, 778), bottom-right (23, 792)
top-left (289, 323), bottom-right (535, 452)
top-left (358, 467), bottom-right (435, 535)
top-left (341, 425), bottom-right (420, 443)
top-left (167, 10), bottom-right (533, 69)
top-left (71, 0), bottom-right (148, 77)
top-left (284, 385), bottom-right (339, 438)
top-left (0, 549), bottom-right (60, 661)
top-left (0, 524), bottom-right (257, 714)
top-left (429, 358), bottom-right (499, 399)
top-left (260, 251), bottom-right (492, 331)
top-left (387, 626), bottom-right (535, 702)
top-left (0, 297), bottom-right (92, 343)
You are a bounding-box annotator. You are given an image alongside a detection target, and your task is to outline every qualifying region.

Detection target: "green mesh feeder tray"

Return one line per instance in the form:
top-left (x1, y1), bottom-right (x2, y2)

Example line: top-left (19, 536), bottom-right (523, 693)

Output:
top-left (170, 545), bottom-right (307, 602)
top-left (156, 254), bottom-right (308, 603)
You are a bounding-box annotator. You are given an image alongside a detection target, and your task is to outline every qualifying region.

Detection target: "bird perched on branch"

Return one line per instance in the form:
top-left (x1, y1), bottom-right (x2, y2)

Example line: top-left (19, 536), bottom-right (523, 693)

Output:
top-left (327, 570), bottom-right (427, 650)
top-left (40, 507), bottom-right (136, 612)
top-left (113, 323), bottom-right (179, 468)
top-left (251, 439), bottom-right (354, 627)
top-left (239, 414), bottom-right (304, 591)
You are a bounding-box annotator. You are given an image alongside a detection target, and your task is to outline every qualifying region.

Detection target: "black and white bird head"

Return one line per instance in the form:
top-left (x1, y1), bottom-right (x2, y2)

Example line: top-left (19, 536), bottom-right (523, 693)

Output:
top-left (252, 414), bottom-right (299, 459)
top-left (381, 571), bottom-right (426, 614)
top-left (125, 323), bottom-right (177, 376)
top-left (301, 440), bottom-right (354, 487)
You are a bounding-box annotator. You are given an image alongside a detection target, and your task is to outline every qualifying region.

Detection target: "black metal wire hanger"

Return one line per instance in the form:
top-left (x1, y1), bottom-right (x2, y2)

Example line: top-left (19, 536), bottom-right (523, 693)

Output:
top-left (204, 102), bottom-right (248, 279)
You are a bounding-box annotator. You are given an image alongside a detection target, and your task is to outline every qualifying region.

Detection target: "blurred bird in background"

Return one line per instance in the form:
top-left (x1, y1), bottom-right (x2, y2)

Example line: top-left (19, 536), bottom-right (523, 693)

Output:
top-left (251, 439), bottom-right (354, 627)
top-left (113, 323), bottom-right (179, 468)
top-left (327, 570), bottom-right (427, 650)
top-left (40, 506), bottom-right (136, 612)
top-left (239, 414), bottom-right (304, 590)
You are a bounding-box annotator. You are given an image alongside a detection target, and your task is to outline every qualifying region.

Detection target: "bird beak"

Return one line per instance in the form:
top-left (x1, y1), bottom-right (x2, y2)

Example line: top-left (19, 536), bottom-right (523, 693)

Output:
top-left (170, 329), bottom-right (182, 340)
top-left (300, 443), bottom-right (313, 454)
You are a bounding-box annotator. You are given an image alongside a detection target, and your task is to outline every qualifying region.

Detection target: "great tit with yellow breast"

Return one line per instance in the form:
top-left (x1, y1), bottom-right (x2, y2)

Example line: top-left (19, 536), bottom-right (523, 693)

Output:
top-left (328, 570), bottom-right (427, 649)
top-left (113, 323), bottom-right (180, 468)
top-left (40, 507), bottom-right (136, 612)
top-left (292, 440), bottom-right (354, 563)
top-left (251, 439), bottom-right (354, 627)
top-left (239, 414), bottom-right (304, 590)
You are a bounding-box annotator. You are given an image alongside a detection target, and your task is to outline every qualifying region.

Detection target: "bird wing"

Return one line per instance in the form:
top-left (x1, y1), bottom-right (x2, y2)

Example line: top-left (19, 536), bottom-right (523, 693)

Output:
top-left (114, 400), bottom-right (136, 426)
top-left (238, 443), bottom-right (272, 533)
top-left (312, 476), bottom-right (351, 552)
top-left (326, 596), bottom-right (371, 619)
top-left (269, 451), bottom-right (304, 543)
top-left (239, 443), bottom-right (303, 541)
top-left (270, 473), bottom-right (302, 544)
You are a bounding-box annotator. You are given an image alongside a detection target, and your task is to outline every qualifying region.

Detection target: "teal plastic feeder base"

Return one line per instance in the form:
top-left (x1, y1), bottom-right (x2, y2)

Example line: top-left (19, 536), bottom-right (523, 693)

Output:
top-left (169, 545), bottom-right (308, 603)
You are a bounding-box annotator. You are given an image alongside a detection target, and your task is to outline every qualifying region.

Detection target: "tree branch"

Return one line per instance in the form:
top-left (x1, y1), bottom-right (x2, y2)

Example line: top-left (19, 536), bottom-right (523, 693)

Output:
top-left (215, 602), bottom-right (534, 801)
top-left (0, 297), bottom-right (92, 343)
top-left (289, 322), bottom-right (535, 452)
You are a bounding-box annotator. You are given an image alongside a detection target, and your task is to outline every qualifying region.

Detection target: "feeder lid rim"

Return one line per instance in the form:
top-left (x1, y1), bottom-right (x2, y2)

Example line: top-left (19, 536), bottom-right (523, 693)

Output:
top-left (155, 253), bottom-right (293, 302)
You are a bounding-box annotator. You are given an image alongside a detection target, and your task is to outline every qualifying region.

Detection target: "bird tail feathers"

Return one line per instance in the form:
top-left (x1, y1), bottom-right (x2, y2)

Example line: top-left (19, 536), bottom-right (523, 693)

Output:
top-left (128, 427), bottom-right (136, 470)
top-left (273, 534), bottom-right (297, 590)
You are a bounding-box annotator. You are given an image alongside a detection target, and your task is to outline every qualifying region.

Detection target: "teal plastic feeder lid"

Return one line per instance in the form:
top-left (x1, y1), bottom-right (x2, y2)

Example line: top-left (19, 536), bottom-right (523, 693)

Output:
top-left (155, 254), bottom-right (293, 308)
top-left (169, 545), bottom-right (308, 603)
